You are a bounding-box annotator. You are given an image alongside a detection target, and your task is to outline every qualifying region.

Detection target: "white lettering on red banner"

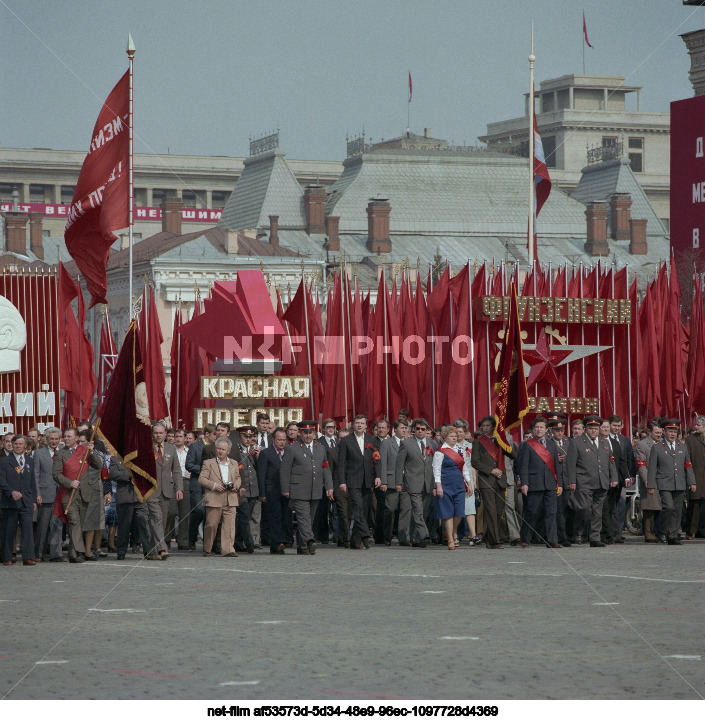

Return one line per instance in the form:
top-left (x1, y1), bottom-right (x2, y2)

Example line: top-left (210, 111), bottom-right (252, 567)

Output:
top-left (0, 203), bottom-right (222, 224)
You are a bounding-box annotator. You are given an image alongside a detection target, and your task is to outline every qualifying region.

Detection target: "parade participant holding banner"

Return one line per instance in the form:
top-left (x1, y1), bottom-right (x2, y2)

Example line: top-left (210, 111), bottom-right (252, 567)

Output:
top-left (433, 426), bottom-right (471, 550)
top-left (518, 416), bottom-right (564, 549)
top-left (646, 418), bottom-right (696, 545)
top-left (52, 428), bottom-right (103, 563)
top-left (471, 417), bottom-right (515, 549)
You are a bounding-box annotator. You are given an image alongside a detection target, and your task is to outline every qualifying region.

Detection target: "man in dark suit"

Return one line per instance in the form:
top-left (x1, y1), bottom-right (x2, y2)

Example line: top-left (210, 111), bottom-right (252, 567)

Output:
top-left (565, 415), bottom-right (618, 547)
top-left (314, 418), bottom-right (338, 544)
top-left (33, 426), bottom-right (64, 561)
top-left (185, 423), bottom-right (217, 550)
top-left (548, 418), bottom-right (572, 546)
top-left (108, 456), bottom-right (151, 560)
top-left (646, 418), bottom-right (696, 545)
top-left (255, 413), bottom-right (273, 451)
top-left (518, 416), bottom-right (564, 548)
top-left (395, 418), bottom-right (437, 548)
top-left (280, 421), bottom-right (333, 555)
top-left (338, 414), bottom-right (381, 549)
top-left (602, 415), bottom-right (635, 544)
top-left (257, 427), bottom-right (289, 554)
top-left (0, 435), bottom-right (37, 565)
top-left (471, 416), bottom-right (515, 549)
top-left (329, 428), bottom-right (352, 547)
top-left (146, 422), bottom-right (183, 560)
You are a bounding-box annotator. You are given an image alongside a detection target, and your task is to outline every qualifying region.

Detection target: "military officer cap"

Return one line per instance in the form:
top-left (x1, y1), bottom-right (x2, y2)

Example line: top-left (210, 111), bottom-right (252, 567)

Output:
top-left (237, 425), bottom-right (257, 435)
top-left (299, 420), bottom-right (317, 432)
top-left (583, 415), bottom-right (603, 427)
top-left (546, 412), bottom-right (567, 422)
top-left (548, 419), bottom-right (566, 429)
top-left (659, 418), bottom-right (680, 430)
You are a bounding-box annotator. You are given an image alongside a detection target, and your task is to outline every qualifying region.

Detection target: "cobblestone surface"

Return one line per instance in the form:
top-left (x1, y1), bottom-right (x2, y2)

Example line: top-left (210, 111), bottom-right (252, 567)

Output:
top-left (1, 538), bottom-right (703, 700)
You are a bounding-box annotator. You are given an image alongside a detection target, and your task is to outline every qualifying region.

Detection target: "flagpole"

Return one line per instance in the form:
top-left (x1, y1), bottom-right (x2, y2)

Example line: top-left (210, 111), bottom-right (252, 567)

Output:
top-left (528, 24), bottom-right (535, 268)
top-left (302, 279), bottom-right (316, 421)
top-left (582, 13), bottom-right (585, 74)
top-left (127, 34), bottom-right (135, 319)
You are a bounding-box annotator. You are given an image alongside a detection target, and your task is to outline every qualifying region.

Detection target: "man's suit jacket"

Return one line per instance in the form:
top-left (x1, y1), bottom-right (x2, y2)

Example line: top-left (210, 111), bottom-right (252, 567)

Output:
top-left (108, 458), bottom-right (141, 504)
top-left (34, 445), bottom-right (59, 504)
top-left (517, 437), bottom-right (563, 492)
top-left (257, 444), bottom-right (284, 498)
top-left (0, 454), bottom-right (37, 509)
top-left (647, 439), bottom-right (696, 492)
top-left (198, 457), bottom-right (241, 507)
top-left (53, 445), bottom-right (103, 503)
top-left (338, 433), bottom-right (381, 490)
top-left (255, 430), bottom-right (273, 450)
top-left (612, 433), bottom-right (636, 480)
top-left (605, 435), bottom-right (629, 487)
top-left (185, 439), bottom-right (207, 481)
top-left (471, 435), bottom-right (514, 489)
top-left (685, 432), bottom-right (705, 499)
top-left (280, 440), bottom-right (332, 500)
top-left (395, 436), bottom-right (437, 494)
top-left (154, 442), bottom-right (182, 499)
top-left (379, 435), bottom-right (404, 488)
top-left (565, 434), bottom-right (617, 490)
top-left (238, 446), bottom-right (260, 497)
top-left (327, 443), bottom-right (343, 487)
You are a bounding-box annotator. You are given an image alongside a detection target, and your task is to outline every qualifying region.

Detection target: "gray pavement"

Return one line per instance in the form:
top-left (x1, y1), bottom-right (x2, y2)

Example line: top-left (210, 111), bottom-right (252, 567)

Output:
top-left (0, 538), bottom-right (703, 701)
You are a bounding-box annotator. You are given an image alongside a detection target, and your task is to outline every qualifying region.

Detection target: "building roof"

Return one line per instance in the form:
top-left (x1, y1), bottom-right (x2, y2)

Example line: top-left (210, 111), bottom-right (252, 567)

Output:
top-left (572, 156), bottom-right (666, 238)
top-left (217, 149), bottom-right (305, 231)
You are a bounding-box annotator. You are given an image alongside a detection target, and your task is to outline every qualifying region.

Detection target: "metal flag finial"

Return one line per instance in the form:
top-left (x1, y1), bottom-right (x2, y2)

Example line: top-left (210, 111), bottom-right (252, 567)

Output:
top-left (126, 33), bottom-right (136, 58)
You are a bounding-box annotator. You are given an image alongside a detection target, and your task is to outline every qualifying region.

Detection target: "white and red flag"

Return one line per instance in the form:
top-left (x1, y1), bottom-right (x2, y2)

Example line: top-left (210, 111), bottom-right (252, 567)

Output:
top-left (65, 71), bottom-right (129, 307)
top-left (528, 108), bottom-right (552, 260)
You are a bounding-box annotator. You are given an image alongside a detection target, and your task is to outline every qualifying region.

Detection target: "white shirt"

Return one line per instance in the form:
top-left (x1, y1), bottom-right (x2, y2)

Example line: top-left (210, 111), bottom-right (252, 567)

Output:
top-left (175, 446), bottom-right (188, 478)
top-left (258, 432), bottom-right (268, 449)
top-left (432, 443), bottom-right (471, 487)
top-left (218, 460), bottom-right (230, 484)
top-left (356, 433), bottom-right (365, 454)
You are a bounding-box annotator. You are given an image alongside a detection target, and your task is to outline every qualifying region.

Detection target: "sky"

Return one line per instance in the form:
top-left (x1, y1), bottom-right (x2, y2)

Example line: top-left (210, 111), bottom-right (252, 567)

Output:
top-left (1, 0), bottom-right (703, 162)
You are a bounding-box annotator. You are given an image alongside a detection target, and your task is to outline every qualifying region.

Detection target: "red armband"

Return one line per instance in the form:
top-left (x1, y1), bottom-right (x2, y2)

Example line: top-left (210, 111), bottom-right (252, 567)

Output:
top-left (684, 460), bottom-right (693, 469)
top-left (635, 459), bottom-right (646, 468)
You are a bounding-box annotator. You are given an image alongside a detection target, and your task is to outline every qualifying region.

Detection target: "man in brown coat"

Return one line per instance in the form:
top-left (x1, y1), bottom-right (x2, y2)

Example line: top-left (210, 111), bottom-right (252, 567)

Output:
top-left (684, 416), bottom-right (705, 539)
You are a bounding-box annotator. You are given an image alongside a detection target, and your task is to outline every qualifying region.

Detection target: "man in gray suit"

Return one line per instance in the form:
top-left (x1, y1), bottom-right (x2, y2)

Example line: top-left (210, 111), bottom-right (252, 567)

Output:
top-left (280, 421), bottom-right (333, 555)
top-left (646, 418), bottom-right (696, 545)
top-left (565, 415), bottom-right (618, 547)
top-left (379, 418), bottom-right (408, 545)
top-left (146, 422), bottom-right (183, 560)
top-left (33, 426), bottom-right (65, 561)
top-left (395, 418), bottom-right (437, 548)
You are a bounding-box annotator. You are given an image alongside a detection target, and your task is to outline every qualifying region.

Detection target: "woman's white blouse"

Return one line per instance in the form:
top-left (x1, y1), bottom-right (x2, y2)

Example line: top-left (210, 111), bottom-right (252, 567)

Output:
top-left (433, 443), bottom-right (472, 486)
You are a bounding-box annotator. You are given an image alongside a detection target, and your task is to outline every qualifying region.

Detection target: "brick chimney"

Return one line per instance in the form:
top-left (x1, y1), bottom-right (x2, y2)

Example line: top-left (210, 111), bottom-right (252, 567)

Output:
top-left (28, 211), bottom-right (44, 259)
top-left (268, 215), bottom-right (279, 247)
top-left (366, 198), bottom-right (392, 253)
top-left (610, 193), bottom-right (632, 240)
top-left (4, 213), bottom-right (28, 255)
top-left (161, 196), bottom-right (183, 235)
top-left (304, 184), bottom-right (326, 234)
top-left (629, 218), bottom-right (648, 255)
top-left (325, 215), bottom-right (340, 251)
top-left (225, 229), bottom-right (239, 254)
top-left (584, 201), bottom-right (609, 256)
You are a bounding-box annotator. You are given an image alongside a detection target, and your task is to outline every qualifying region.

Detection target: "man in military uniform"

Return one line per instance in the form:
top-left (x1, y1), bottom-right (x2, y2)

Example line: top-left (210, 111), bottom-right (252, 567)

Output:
top-left (548, 416), bottom-right (571, 546)
top-left (235, 426), bottom-right (258, 553)
top-left (634, 418), bottom-right (662, 542)
top-left (280, 421), bottom-right (333, 555)
top-left (646, 418), bottom-right (696, 545)
top-left (565, 415), bottom-right (618, 547)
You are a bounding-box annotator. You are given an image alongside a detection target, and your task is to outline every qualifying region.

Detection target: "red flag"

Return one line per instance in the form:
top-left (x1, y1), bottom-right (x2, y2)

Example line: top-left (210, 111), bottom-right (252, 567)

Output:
top-left (96, 321), bottom-right (157, 501)
top-left (493, 282), bottom-right (529, 451)
top-left (686, 275), bottom-right (705, 415)
top-left (169, 306), bottom-right (186, 427)
top-left (64, 71), bottom-right (129, 308)
top-left (408, 71), bottom-right (412, 103)
top-left (58, 262), bottom-right (78, 393)
top-left (528, 108), bottom-right (552, 260)
top-left (99, 308), bottom-right (117, 396)
top-left (583, 12), bottom-right (594, 49)
top-left (66, 279), bottom-right (97, 421)
top-left (138, 285), bottom-right (169, 422)
top-left (638, 284), bottom-right (662, 419)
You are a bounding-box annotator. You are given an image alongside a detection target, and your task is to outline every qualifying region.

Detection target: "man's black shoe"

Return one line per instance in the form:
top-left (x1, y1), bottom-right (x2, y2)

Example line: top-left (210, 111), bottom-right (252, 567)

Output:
top-left (590, 541), bottom-right (606, 548)
top-left (419, 538), bottom-right (430, 548)
top-left (296, 547), bottom-right (309, 555)
top-left (667, 538), bottom-right (683, 545)
top-left (246, 544), bottom-right (255, 554)
top-left (307, 540), bottom-right (316, 555)
top-left (116, 554), bottom-right (126, 560)
top-left (362, 537), bottom-right (371, 549)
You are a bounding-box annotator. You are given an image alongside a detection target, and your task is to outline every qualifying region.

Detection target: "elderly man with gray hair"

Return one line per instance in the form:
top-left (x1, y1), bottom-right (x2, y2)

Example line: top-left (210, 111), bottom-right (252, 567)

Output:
top-left (33, 426), bottom-right (66, 561)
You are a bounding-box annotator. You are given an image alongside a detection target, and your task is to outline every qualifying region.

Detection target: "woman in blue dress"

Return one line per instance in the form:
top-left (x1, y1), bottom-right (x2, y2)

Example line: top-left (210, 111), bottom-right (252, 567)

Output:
top-left (433, 425), bottom-right (472, 550)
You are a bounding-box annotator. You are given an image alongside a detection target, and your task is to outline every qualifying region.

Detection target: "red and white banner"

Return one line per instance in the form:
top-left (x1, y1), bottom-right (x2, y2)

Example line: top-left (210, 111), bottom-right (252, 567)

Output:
top-left (64, 70), bottom-right (129, 308)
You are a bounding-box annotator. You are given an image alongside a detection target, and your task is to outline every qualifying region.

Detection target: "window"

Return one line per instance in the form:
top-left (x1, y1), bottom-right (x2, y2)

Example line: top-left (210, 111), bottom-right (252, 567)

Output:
top-left (182, 189), bottom-right (206, 208)
top-left (211, 191), bottom-right (230, 209)
top-left (542, 136), bottom-right (557, 168)
top-left (61, 185), bottom-right (75, 204)
top-left (0, 183), bottom-right (17, 202)
top-left (29, 184), bottom-right (45, 203)
top-left (628, 136), bottom-right (644, 173)
top-left (152, 188), bottom-right (175, 205)
top-left (602, 136), bottom-right (618, 147)
top-left (134, 188), bottom-right (147, 206)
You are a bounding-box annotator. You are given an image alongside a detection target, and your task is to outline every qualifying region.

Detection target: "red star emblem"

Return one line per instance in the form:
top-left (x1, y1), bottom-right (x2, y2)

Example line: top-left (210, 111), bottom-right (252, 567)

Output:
top-left (523, 329), bottom-right (571, 394)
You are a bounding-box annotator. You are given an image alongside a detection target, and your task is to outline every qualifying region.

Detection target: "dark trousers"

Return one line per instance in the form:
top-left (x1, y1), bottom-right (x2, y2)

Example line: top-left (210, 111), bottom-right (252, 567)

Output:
top-left (333, 484), bottom-right (353, 543)
top-left (479, 479), bottom-right (506, 547)
top-left (348, 485), bottom-right (372, 545)
top-left (313, 492), bottom-right (331, 542)
top-left (555, 490), bottom-right (569, 543)
top-left (235, 496), bottom-right (254, 550)
top-left (383, 488), bottom-right (400, 543)
top-left (116, 501), bottom-right (151, 556)
top-left (520, 489), bottom-right (558, 544)
top-left (601, 484), bottom-right (622, 539)
top-left (265, 485), bottom-right (289, 549)
top-left (685, 496), bottom-right (705, 536)
top-left (660, 490), bottom-right (685, 540)
top-left (188, 477), bottom-right (205, 546)
top-left (1, 506), bottom-right (34, 562)
top-left (35, 503), bottom-right (55, 559)
top-left (373, 487), bottom-right (386, 543)
top-left (575, 487), bottom-right (607, 542)
top-left (176, 484), bottom-right (190, 548)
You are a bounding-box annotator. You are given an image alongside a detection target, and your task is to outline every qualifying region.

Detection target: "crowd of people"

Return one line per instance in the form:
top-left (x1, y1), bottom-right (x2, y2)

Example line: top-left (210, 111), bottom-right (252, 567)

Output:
top-left (1, 409), bottom-right (703, 565)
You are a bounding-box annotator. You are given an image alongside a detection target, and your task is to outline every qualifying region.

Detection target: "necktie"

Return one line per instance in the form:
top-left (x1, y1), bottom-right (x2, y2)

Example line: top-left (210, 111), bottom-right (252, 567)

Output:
top-left (540, 438), bottom-right (546, 446)
top-left (309, 444), bottom-right (313, 454)
top-left (330, 438), bottom-right (336, 448)
top-left (18, 455), bottom-right (24, 470)
top-left (158, 444), bottom-right (164, 461)
top-left (260, 433), bottom-right (265, 447)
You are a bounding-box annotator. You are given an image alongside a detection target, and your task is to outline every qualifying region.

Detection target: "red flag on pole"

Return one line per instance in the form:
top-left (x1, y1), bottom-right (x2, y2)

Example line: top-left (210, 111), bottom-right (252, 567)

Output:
top-left (583, 12), bottom-right (594, 48)
top-left (64, 71), bottom-right (129, 308)
top-left (527, 109), bottom-right (552, 261)
top-left (96, 321), bottom-right (157, 501)
top-left (138, 285), bottom-right (169, 422)
top-left (58, 262), bottom-right (78, 394)
top-left (493, 282), bottom-right (529, 452)
top-left (408, 71), bottom-right (412, 103)
top-left (99, 308), bottom-right (117, 397)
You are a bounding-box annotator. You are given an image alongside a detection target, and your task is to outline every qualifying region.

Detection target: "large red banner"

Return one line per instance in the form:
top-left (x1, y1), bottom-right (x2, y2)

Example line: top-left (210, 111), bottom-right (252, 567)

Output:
top-left (670, 95), bottom-right (705, 262)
